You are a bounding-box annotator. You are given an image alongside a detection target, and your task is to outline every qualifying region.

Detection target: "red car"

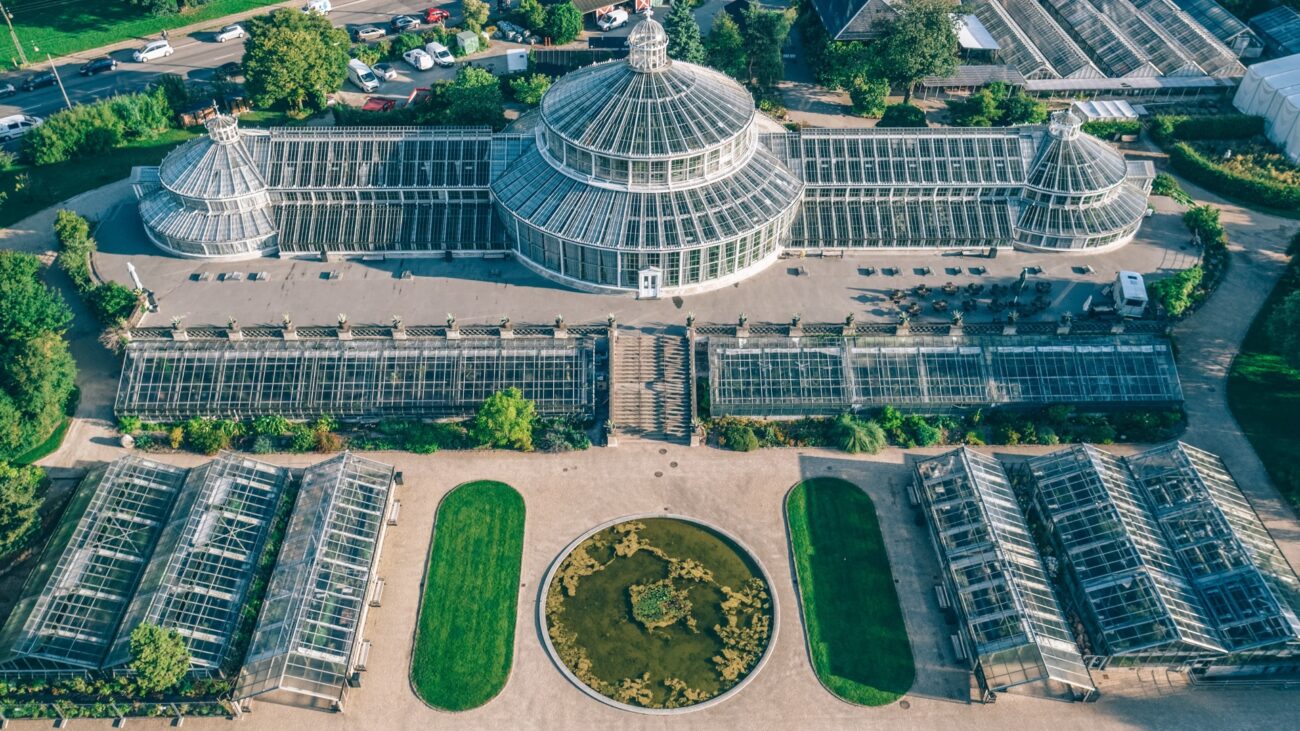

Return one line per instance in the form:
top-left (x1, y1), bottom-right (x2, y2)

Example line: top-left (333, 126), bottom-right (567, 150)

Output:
top-left (423, 7), bottom-right (450, 23)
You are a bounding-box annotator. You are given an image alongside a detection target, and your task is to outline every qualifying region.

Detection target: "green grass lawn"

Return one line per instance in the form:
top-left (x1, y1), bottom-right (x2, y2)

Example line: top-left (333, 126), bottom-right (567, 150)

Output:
top-left (411, 481), bottom-right (525, 711)
top-left (786, 478), bottom-right (915, 706)
top-left (1, 1), bottom-right (285, 65)
top-left (11, 417), bottom-right (71, 466)
top-left (1228, 253), bottom-right (1300, 509)
top-left (0, 127), bottom-right (200, 228)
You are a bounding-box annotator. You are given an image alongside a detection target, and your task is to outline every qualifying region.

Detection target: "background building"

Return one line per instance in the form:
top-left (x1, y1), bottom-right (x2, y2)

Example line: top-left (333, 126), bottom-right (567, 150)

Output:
top-left (1234, 53), bottom-right (1300, 164)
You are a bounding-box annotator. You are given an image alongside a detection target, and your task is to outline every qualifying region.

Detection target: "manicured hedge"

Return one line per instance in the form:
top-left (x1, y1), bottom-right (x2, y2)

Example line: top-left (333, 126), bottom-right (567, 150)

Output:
top-left (53, 210), bottom-right (138, 326)
top-left (1149, 114), bottom-right (1264, 144)
top-left (1081, 119), bottom-right (1140, 139)
top-left (1166, 142), bottom-right (1300, 212)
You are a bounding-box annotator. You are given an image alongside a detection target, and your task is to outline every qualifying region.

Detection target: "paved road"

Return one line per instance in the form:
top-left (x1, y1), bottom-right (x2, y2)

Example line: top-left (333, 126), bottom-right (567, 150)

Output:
top-left (0, 0), bottom-right (462, 119)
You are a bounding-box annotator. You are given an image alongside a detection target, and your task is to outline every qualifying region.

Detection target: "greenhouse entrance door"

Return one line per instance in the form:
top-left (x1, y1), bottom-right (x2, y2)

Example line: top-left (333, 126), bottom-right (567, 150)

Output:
top-left (638, 267), bottom-right (662, 299)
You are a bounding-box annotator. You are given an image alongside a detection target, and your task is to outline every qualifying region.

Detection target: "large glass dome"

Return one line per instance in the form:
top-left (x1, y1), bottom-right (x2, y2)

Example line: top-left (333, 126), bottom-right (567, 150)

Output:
top-left (493, 15), bottom-right (803, 295)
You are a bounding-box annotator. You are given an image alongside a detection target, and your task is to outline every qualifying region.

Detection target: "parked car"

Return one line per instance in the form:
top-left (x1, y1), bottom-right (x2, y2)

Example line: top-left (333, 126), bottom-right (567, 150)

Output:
top-left (423, 7), bottom-right (450, 24)
top-left (133, 39), bottom-right (174, 62)
top-left (79, 56), bottom-right (118, 76)
top-left (0, 113), bottom-right (42, 141)
top-left (403, 48), bottom-right (433, 71)
top-left (372, 62), bottom-right (398, 81)
top-left (214, 61), bottom-right (243, 81)
top-left (352, 24), bottom-right (386, 42)
top-left (390, 15), bottom-right (421, 33)
top-left (0, 83), bottom-right (15, 99)
top-left (597, 8), bottom-right (629, 31)
top-left (302, 0), bottom-right (332, 14)
top-left (426, 42), bottom-right (455, 68)
top-left (20, 72), bottom-right (56, 91)
top-left (215, 24), bottom-right (245, 43)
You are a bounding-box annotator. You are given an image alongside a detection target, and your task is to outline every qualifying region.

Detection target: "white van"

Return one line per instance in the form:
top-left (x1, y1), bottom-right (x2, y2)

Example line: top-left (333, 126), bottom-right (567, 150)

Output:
top-left (425, 42), bottom-right (455, 68)
top-left (347, 58), bottom-right (380, 92)
top-left (0, 114), bottom-right (42, 142)
top-left (303, 0), bottom-right (332, 15)
top-left (598, 8), bottom-right (629, 31)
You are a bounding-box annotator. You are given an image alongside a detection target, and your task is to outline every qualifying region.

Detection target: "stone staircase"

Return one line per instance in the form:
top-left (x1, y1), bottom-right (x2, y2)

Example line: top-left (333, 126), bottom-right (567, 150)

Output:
top-left (611, 335), bottom-right (692, 443)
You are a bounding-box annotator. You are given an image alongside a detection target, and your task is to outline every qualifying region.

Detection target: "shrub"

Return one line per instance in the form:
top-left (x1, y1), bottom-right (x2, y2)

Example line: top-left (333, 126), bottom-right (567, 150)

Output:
top-left (848, 78), bottom-right (888, 118)
top-left (902, 414), bottom-right (941, 447)
top-left (832, 413), bottom-right (886, 454)
top-left (1149, 114), bottom-right (1264, 144)
top-left (0, 461), bottom-right (44, 561)
top-left (21, 89), bottom-right (172, 166)
top-left (168, 426), bottom-right (184, 449)
top-left (717, 422), bottom-right (759, 452)
top-left (532, 415), bottom-right (592, 453)
top-left (1081, 119), bottom-right (1140, 139)
top-left (1167, 142), bottom-right (1300, 211)
top-left (117, 415), bottom-right (143, 435)
top-left (86, 282), bottom-right (138, 326)
top-left (350, 43), bottom-right (382, 67)
top-left (314, 429), bottom-right (343, 453)
top-left (251, 414), bottom-right (291, 437)
top-left (1149, 265), bottom-right (1204, 317)
top-left (472, 388), bottom-right (536, 451)
top-left (876, 103), bottom-right (926, 128)
top-left (507, 73), bottom-right (551, 106)
top-left (183, 418), bottom-right (239, 455)
top-left (250, 435), bottom-right (275, 454)
top-left (129, 624), bottom-right (190, 694)
top-left (288, 424), bottom-right (316, 453)
top-left (1151, 172), bottom-right (1193, 205)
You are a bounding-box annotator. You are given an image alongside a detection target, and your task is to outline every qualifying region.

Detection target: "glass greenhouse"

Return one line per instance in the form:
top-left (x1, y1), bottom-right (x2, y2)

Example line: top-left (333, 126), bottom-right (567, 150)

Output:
top-left (235, 454), bottom-right (394, 711)
top-left (1026, 443), bottom-right (1300, 666)
top-left (913, 448), bottom-right (1094, 698)
top-left (707, 333), bottom-right (1182, 417)
top-left (115, 335), bottom-right (598, 421)
top-left (0, 458), bottom-right (188, 673)
top-left (132, 17), bottom-right (1154, 296)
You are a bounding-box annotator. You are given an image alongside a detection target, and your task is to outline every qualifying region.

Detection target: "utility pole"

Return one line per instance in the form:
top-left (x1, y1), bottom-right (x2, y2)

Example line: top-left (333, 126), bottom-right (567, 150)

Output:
top-left (33, 46), bottom-right (70, 110)
top-left (0, 2), bottom-right (27, 67)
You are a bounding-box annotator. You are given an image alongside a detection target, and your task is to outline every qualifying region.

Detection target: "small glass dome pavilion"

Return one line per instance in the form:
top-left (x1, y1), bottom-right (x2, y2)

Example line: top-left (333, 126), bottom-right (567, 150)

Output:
top-left (491, 16), bottom-right (805, 295)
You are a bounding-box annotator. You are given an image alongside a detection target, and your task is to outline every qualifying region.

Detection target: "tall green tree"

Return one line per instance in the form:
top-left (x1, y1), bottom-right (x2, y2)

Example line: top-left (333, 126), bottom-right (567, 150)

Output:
top-left (0, 461), bottom-right (43, 561)
top-left (706, 14), bottom-right (746, 80)
top-left (508, 74), bottom-right (552, 106)
top-left (0, 252), bottom-right (73, 343)
top-left (129, 0), bottom-right (179, 15)
top-left (463, 0), bottom-right (490, 32)
top-left (849, 77), bottom-right (889, 118)
top-left (473, 388), bottom-right (537, 451)
top-left (817, 41), bottom-right (876, 90)
top-left (243, 9), bottom-right (351, 113)
top-left (664, 2), bottom-right (706, 64)
top-left (543, 2), bottom-right (584, 45)
top-left (870, 0), bottom-right (957, 102)
top-left (129, 623), bottom-right (191, 693)
top-left (443, 67), bottom-right (505, 128)
top-left (742, 6), bottom-right (793, 89)
top-left (514, 0), bottom-right (548, 30)
top-left (877, 102), bottom-right (927, 128)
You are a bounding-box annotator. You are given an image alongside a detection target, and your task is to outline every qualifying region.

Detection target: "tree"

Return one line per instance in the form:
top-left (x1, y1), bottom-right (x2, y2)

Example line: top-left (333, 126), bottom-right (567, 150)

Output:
top-left (129, 623), bottom-right (191, 693)
top-left (0, 461), bottom-right (43, 560)
top-left (543, 2), bottom-right (584, 45)
top-left (817, 41), bottom-right (875, 90)
top-left (463, 0), bottom-right (490, 32)
top-left (473, 388), bottom-right (537, 451)
top-left (999, 91), bottom-right (1047, 125)
top-left (514, 0), bottom-right (548, 31)
top-left (1267, 291), bottom-right (1300, 370)
top-left (706, 14), bottom-right (746, 80)
top-left (443, 66), bottom-right (505, 128)
top-left (87, 282), bottom-right (139, 326)
top-left (946, 89), bottom-right (998, 127)
top-left (876, 102), bottom-right (927, 128)
top-left (509, 73), bottom-right (552, 106)
top-left (0, 252), bottom-right (73, 343)
top-left (870, 0), bottom-right (957, 102)
top-left (129, 0), bottom-right (179, 15)
top-left (742, 5), bottom-right (793, 89)
top-left (849, 78), bottom-right (889, 118)
top-left (664, 1), bottom-right (706, 64)
top-left (243, 10), bottom-right (351, 113)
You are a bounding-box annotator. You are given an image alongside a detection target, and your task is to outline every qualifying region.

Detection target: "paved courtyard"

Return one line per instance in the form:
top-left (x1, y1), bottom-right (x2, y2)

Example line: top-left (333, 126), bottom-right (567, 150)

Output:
top-left (85, 190), bottom-right (1196, 331)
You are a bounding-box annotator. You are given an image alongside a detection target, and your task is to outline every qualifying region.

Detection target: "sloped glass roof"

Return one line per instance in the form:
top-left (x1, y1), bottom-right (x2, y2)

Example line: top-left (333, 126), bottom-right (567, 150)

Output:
top-left (159, 117), bottom-right (268, 200)
top-left (1026, 112), bottom-right (1129, 195)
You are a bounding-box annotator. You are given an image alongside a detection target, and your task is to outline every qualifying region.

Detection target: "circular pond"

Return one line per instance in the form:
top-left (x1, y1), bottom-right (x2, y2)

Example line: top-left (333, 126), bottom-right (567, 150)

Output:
top-left (540, 516), bottom-right (777, 713)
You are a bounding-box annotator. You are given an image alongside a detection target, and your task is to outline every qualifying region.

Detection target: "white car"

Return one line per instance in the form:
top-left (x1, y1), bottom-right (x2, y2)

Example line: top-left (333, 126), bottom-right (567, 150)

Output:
top-left (0, 114), bottom-right (43, 142)
top-left (215, 24), bottom-right (245, 43)
top-left (403, 48), bottom-right (434, 71)
top-left (133, 39), bottom-right (174, 62)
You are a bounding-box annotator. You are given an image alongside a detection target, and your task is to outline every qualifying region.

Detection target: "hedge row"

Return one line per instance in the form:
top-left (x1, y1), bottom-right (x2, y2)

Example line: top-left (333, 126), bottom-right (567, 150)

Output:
top-left (53, 210), bottom-right (138, 326)
top-left (22, 89), bottom-right (173, 166)
top-left (1081, 119), bottom-right (1140, 139)
top-left (1167, 142), bottom-right (1300, 212)
top-left (1149, 203), bottom-right (1229, 317)
top-left (1148, 114), bottom-right (1265, 144)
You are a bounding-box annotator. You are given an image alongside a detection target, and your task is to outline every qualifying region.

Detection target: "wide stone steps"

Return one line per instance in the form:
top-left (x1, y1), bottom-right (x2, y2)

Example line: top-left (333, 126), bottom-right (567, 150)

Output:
top-left (611, 335), bottom-right (691, 443)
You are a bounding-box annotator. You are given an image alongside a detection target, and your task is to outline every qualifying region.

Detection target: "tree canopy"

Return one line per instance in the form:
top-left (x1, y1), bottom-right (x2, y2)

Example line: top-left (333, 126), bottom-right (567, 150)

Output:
top-left (1267, 290), bottom-right (1300, 370)
top-left (664, 2), bottom-right (707, 65)
top-left (876, 103), bottom-right (927, 128)
top-left (0, 461), bottom-right (43, 561)
top-left (946, 83), bottom-right (1046, 127)
top-left (508, 74), bottom-right (552, 106)
top-left (129, 623), bottom-right (191, 693)
top-left (473, 388), bottom-right (537, 451)
top-left (243, 9), bottom-right (351, 113)
top-left (463, 0), bottom-right (490, 32)
top-left (706, 14), bottom-right (746, 80)
top-left (443, 67), bottom-right (506, 128)
top-left (543, 2), bottom-right (584, 45)
top-left (849, 78), bottom-right (889, 118)
top-left (514, 0), bottom-right (548, 31)
top-left (870, 0), bottom-right (957, 102)
top-left (742, 6), bottom-right (793, 89)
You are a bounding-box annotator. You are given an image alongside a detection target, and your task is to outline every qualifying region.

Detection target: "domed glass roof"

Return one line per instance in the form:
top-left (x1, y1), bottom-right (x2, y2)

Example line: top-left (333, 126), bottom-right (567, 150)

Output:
top-left (539, 18), bottom-right (755, 159)
top-left (1025, 111), bottom-right (1128, 195)
top-left (159, 116), bottom-right (267, 200)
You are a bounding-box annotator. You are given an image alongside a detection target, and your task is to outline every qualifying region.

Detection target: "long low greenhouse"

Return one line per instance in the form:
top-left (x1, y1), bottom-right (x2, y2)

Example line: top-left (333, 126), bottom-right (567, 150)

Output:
top-left (912, 448), bottom-right (1095, 700)
top-left (235, 453), bottom-right (395, 711)
top-left (1025, 442), bottom-right (1300, 669)
top-left (707, 333), bottom-right (1182, 417)
top-left (115, 335), bottom-right (599, 421)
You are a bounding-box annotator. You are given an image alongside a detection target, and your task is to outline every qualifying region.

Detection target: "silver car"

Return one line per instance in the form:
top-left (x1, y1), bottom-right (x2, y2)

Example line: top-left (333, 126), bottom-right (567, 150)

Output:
top-left (215, 24), bottom-right (245, 43)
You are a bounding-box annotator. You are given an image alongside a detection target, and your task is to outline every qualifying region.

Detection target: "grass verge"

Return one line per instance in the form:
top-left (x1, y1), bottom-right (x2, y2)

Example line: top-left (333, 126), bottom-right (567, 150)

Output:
top-left (1227, 248), bottom-right (1300, 509)
top-left (2, 1), bottom-right (285, 65)
top-left (411, 480), bottom-right (525, 711)
top-left (786, 477), bottom-right (914, 706)
top-left (12, 417), bottom-right (70, 466)
top-left (0, 128), bottom-right (200, 228)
